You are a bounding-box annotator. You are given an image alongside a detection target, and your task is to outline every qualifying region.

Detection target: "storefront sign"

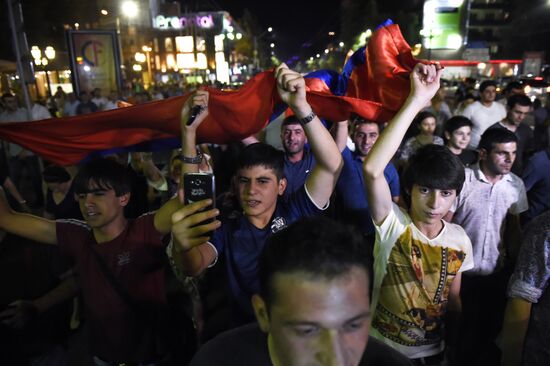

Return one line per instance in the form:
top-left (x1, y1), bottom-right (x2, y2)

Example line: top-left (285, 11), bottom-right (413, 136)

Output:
top-left (154, 14), bottom-right (214, 30)
top-left (66, 30), bottom-right (122, 94)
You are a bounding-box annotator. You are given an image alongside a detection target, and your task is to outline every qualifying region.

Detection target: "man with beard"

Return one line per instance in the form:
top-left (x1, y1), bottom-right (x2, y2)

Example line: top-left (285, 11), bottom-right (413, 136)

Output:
top-left (488, 94), bottom-right (534, 175)
top-left (332, 114), bottom-right (400, 237)
top-left (445, 128), bottom-right (528, 365)
top-left (279, 116), bottom-right (316, 197)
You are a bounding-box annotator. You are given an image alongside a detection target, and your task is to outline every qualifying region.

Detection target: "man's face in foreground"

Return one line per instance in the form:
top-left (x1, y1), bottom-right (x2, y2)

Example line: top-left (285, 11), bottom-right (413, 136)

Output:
top-left (253, 267), bottom-right (370, 366)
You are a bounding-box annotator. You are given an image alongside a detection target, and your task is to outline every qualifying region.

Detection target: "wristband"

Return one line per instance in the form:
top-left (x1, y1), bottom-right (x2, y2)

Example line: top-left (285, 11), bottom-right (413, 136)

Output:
top-left (297, 110), bottom-right (316, 125)
top-left (177, 151), bottom-right (203, 164)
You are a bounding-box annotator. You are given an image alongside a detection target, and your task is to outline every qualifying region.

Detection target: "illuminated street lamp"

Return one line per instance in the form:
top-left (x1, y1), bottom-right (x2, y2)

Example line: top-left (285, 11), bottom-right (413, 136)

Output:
top-left (121, 1), bottom-right (138, 18)
top-left (141, 45), bottom-right (153, 87)
top-left (31, 45), bottom-right (55, 97)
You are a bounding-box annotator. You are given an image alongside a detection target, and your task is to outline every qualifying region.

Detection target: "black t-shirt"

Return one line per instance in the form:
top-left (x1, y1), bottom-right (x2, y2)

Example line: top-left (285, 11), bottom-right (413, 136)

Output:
top-left (190, 323), bottom-right (413, 366)
top-left (45, 183), bottom-right (83, 220)
top-left (458, 149), bottom-right (478, 167)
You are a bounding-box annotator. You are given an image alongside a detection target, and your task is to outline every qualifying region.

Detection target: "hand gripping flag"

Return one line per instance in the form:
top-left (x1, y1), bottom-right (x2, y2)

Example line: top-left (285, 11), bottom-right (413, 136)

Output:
top-left (0, 22), bottom-right (421, 166)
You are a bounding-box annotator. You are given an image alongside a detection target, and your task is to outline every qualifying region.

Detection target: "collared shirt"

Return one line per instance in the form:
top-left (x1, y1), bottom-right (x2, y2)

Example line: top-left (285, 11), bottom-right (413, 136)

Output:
top-left (283, 147), bottom-right (316, 198)
top-left (506, 211), bottom-right (550, 366)
top-left (335, 147), bottom-right (400, 235)
top-left (451, 166), bottom-right (528, 275)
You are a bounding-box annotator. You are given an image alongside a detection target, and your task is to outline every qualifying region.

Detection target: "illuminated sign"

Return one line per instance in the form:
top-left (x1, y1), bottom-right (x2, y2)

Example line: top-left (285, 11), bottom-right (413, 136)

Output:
top-left (154, 14), bottom-right (214, 30)
top-left (422, 0), bottom-right (465, 50)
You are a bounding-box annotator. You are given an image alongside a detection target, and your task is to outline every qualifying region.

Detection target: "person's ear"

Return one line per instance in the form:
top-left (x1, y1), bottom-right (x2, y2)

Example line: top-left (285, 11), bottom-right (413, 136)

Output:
top-left (252, 294), bottom-right (270, 333)
top-left (278, 177), bottom-right (287, 196)
top-left (478, 148), bottom-right (487, 161)
top-left (118, 192), bottom-right (131, 207)
top-left (444, 131), bottom-right (451, 140)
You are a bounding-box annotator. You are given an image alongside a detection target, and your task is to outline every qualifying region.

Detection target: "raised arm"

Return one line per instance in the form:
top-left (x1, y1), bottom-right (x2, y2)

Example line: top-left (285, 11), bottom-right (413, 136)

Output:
top-left (154, 91), bottom-right (211, 234)
top-left (180, 91), bottom-right (210, 175)
top-left (130, 152), bottom-right (166, 190)
top-left (364, 63), bottom-right (442, 225)
top-left (331, 120), bottom-right (350, 152)
top-left (0, 188), bottom-right (57, 244)
top-left (275, 64), bottom-right (343, 207)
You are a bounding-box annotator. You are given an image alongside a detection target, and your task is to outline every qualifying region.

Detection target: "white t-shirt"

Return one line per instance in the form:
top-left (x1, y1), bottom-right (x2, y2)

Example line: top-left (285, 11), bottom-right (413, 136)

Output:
top-left (370, 204), bottom-right (474, 359)
top-left (459, 101), bottom-right (507, 149)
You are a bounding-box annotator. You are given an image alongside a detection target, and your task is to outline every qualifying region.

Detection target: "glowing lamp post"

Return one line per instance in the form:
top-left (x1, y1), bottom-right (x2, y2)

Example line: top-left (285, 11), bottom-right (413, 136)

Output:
top-left (31, 45), bottom-right (55, 97)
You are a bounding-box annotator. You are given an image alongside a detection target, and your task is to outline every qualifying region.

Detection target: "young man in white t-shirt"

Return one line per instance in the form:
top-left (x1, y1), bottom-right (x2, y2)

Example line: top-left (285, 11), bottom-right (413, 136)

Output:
top-left (363, 63), bottom-right (474, 365)
top-left (459, 80), bottom-right (507, 150)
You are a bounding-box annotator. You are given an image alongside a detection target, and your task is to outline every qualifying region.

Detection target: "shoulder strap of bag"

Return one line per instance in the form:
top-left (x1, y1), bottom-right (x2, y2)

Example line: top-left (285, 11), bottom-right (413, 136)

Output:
top-left (88, 245), bottom-right (143, 313)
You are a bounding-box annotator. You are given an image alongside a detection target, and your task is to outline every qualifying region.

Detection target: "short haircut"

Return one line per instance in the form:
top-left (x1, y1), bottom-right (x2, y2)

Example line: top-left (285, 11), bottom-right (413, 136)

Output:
top-left (444, 116), bottom-right (473, 135)
top-left (258, 216), bottom-right (369, 308)
top-left (506, 94), bottom-right (532, 109)
top-left (479, 80), bottom-right (497, 93)
top-left (505, 81), bottom-right (523, 93)
top-left (402, 145), bottom-right (465, 206)
top-left (42, 166), bottom-right (71, 183)
top-left (281, 115), bottom-right (300, 127)
top-left (73, 159), bottom-right (131, 196)
top-left (478, 128), bottom-right (518, 153)
top-left (350, 113), bottom-right (379, 133)
top-left (236, 143), bottom-right (285, 180)
top-left (413, 111), bottom-right (436, 127)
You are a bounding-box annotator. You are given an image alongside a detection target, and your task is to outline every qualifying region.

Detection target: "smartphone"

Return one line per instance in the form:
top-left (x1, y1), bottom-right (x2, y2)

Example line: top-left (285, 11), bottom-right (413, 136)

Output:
top-left (183, 172), bottom-right (216, 224)
top-left (186, 105), bottom-right (204, 126)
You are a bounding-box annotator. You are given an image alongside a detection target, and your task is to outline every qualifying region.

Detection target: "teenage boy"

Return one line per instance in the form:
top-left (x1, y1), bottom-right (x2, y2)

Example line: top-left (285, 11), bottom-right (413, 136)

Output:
top-left (363, 63), bottom-right (474, 363)
top-left (0, 142), bottom-right (218, 363)
top-left (189, 217), bottom-right (413, 366)
top-left (443, 116), bottom-right (478, 167)
top-left (169, 63), bottom-right (343, 324)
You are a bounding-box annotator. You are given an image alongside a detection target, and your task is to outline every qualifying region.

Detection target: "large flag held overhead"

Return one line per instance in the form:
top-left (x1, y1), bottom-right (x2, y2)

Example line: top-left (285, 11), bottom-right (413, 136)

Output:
top-left (0, 22), bottom-right (421, 166)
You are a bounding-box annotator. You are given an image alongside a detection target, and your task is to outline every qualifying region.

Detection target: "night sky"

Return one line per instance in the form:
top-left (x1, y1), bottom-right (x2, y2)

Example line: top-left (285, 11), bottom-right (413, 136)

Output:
top-left (214, 0), bottom-right (342, 62)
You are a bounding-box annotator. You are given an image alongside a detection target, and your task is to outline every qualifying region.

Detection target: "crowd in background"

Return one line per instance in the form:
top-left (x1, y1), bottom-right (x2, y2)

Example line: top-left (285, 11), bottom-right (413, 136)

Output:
top-left (0, 66), bottom-right (549, 366)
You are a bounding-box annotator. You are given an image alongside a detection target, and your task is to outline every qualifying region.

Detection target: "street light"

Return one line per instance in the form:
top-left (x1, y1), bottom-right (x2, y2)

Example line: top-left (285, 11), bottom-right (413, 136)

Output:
top-left (121, 1), bottom-right (138, 18)
top-left (31, 45), bottom-right (55, 97)
top-left (142, 45), bottom-right (152, 87)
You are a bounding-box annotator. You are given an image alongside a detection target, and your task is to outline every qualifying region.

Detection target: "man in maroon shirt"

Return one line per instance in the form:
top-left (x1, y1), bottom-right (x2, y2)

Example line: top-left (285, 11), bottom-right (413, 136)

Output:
top-left (0, 155), bottom-right (219, 362)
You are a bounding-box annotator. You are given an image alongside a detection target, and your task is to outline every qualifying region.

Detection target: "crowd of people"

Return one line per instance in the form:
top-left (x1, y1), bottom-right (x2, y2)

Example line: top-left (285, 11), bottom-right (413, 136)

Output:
top-left (0, 60), bottom-right (549, 366)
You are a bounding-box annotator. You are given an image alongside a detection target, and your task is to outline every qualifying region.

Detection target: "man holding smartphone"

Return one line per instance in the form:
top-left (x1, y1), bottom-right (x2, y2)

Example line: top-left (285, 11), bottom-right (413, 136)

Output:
top-left (169, 63), bottom-right (343, 325)
top-left (0, 156), bottom-right (219, 365)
